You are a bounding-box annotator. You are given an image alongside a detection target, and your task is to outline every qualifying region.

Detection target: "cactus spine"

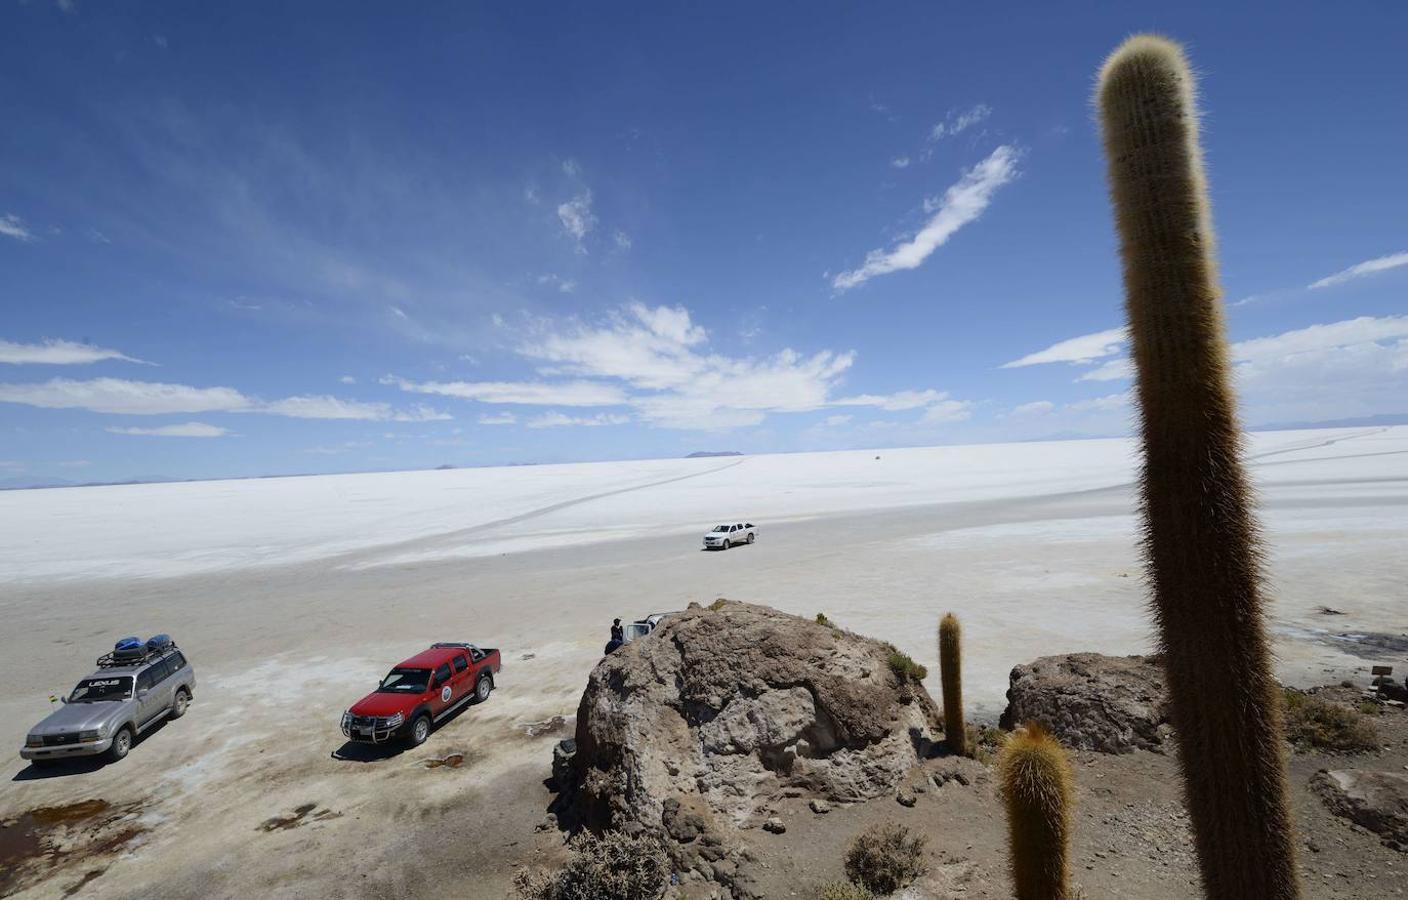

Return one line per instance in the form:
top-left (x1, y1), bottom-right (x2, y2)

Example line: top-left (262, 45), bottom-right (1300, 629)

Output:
top-left (1096, 35), bottom-right (1299, 899)
top-left (938, 613), bottom-right (966, 756)
top-left (997, 723), bottom-right (1073, 900)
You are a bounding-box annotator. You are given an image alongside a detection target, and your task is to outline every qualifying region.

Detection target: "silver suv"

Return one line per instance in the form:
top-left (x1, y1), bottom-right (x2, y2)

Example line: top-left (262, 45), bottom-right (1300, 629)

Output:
top-left (21, 641), bottom-right (195, 766)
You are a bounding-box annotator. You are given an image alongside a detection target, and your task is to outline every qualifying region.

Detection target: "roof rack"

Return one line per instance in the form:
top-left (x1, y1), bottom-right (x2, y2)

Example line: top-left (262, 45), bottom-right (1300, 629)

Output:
top-left (95, 642), bottom-right (179, 669)
top-left (430, 642), bottom-right (480, 652)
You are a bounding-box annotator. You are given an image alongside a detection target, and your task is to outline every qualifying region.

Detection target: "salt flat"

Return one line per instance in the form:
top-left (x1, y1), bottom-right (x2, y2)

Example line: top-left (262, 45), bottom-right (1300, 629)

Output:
top-left (0, 426), bottom-right (1404, 898)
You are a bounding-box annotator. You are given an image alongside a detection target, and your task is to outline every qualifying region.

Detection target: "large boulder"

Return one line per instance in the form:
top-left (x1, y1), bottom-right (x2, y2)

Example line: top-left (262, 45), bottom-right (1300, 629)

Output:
top-left (1000, 653), bottom-right (1170, 753)
top-left (1311, 769), bottom-right (1408, 851)
top-left (556, 600), bottom-right (940, 896)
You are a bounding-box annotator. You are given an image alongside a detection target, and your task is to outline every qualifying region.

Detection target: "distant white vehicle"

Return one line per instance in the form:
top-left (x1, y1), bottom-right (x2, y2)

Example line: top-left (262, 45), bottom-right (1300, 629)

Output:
top-left (703, 522), bottom-right (756, 551)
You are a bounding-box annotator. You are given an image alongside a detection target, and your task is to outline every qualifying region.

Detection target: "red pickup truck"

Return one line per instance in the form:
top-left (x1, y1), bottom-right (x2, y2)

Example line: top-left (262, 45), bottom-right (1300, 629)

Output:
top-left (341, 643), bottom-right (501, 746)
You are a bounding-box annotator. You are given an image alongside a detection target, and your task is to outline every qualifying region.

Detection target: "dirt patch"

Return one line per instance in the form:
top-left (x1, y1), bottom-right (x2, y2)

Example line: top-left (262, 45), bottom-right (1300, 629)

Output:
top-left (0, 798), bottom-right (147, 898)
top-left (258, 803), bottom-right (342, 833)
top-left (425, 753), bottom-right (466, 769)
top-left (518, 715), bottom-right (570, 738)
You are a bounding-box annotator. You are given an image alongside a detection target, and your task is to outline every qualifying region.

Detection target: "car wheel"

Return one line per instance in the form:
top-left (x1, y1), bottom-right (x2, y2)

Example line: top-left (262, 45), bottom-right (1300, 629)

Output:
top-left (169, 689), bottom-right (191, 719)
top-left (408, 714), bottom-right (431, 747)
top-left (475, 674), bottom-right (493, 703)
top-left (106, 726), bottom-right (133, 762)
top-left (746, 532), bottom-right (754, 544)
top-left (720, 538), bottom-right (729, 550)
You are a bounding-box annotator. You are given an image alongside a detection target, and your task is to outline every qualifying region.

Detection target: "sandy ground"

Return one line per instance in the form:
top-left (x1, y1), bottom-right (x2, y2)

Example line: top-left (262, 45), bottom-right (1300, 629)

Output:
top-left (0, 427), bottom-right (1405, 898)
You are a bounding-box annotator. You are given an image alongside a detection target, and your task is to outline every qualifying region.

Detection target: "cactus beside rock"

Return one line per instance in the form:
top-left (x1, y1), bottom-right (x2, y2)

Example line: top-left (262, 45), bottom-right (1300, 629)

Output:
top-left (1096, 34), bottom-right (1300, 899)
top-left (997, 723), bottom-right (1073, 900)
top-left (938, 613), bottom-right (966, 756)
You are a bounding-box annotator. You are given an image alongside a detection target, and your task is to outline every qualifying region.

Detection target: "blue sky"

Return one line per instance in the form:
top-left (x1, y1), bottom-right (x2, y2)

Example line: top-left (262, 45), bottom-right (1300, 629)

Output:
top-left (2, 2), bottom-right (1406, 484)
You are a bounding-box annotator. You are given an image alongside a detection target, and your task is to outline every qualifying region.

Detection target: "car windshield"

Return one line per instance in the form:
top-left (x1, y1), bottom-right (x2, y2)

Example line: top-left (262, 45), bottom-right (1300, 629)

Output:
top-left (377, 668), bottom-right (431, 693)
top-left (712, 525), bottom-right (730, 532)
top-left (69, 676), bottom-right (133, 702)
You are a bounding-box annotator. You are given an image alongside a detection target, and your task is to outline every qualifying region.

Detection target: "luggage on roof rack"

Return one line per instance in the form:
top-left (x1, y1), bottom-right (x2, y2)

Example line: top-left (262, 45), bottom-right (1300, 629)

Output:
top-left (96, 637), bottom-right (178, 668)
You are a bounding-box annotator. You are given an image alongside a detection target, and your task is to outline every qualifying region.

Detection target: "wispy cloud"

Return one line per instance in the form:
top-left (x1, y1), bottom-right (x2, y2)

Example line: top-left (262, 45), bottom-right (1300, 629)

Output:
top-left (929, 104), bottom-right (991, 142)
top-left (526, 411), bottom-right (630, 429)
top-left (557, 191), bottom-right (596, 251)
top-left (258, 395), bottom-right (451, 422)
top-left (383, 375), bottom-right (627, 407)
top-left (890, 157), bottom-right (911, 170)
top-left (0, 377), bottom-right (449, 421)
top-left (0, 378), bottom-right (251, 415)
top-left (478, 412), bottom-right (517, 426)
top-left (1308, 251), bottom-right (1408, 290)
top-left (537, 273), bottom-right (577, 293)
top-left (0, 214), bottom-right (34, 242)
top-left (832, 144), bottom-right (1020, 291)
top-left (1000, 327), bottom-right (1128, 368)
top-left (107, 422), bottom-right (230, 438)
top-left (339, 375), bottom-right (356, 385)
top-left (613, 230), bottom-right (632, 251)
top-left (1009, 400), bottom-right (1055, 417)
top-left (0, 338), bottom-right (150, 366)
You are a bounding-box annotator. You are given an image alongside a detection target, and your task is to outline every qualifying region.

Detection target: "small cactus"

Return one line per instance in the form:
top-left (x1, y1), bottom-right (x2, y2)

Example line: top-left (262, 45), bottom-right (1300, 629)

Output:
top-left (997, 723), bottom-right (1073, 900)
top-left (1097, 34), bottom-right (1300, 898)
top-left (938, 613), bottom-right (966, 756)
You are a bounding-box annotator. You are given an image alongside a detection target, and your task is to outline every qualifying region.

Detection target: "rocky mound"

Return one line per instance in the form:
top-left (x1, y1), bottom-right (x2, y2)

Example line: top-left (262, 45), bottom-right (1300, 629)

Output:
top-left (1312, 769), bottom-right (1408, 852)
top-left (1000, 653), bottom-right (1171, 753)
top-left (555, 600), bottom-right (941, 897)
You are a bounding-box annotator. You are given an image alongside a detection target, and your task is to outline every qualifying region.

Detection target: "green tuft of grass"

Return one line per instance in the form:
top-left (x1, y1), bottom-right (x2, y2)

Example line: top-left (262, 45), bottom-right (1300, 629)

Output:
top-left (887, 649), bottom-right (928, 682)
top-left (707, 598), bottom-right (728, 612)
top-left (815, 612), bottom-right (836, 628)
top-left (1283, 688), bottom-right (1378, 752)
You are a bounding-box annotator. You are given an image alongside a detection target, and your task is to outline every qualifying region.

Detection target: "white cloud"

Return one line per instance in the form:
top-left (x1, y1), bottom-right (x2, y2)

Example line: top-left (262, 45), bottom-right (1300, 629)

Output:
top-left (0, 378), bottom-right (251, 415)
top-left (524, 183), bottom-right (540, 204)
top-left (257, 395), bottom-right (450, 422)
top-left (1077, 358), bottom-right (1134, 382)
top-left (557, 191), bottom-right (596, 250)
top-left (562, 159), bottom-right (582, 178)
top-left (106, 422), bottom-right (230, 438)
top-left (614, 230), bottom-right (633, 251)
top-left (382, 374), bottom-right (627, 407)
top-left (1001, 327), bottom-right (1128, 368)
top-left (919, 400), bottom-right (974, 424)
top-left (891, 157), bottom-right (911, 169)
top-left (833, 389), bottom-right (949, 411)
top-left (0, 377), bottom-right (448, 421)
top-left (832, 144), bottom-right (1020, 291)
top-left (526, 411), bottom-right (630, 429)
top-left (0, 214), bottom-right (33, 242)
top-left (537, 274), bottom-right (577, 293)
top-left (1066, 393), bottom-right (1129, 413)
top-left (517, 303), bottom-right (971, 431)
top-left (822, 414), bottom-right (853, 427)
top-left (478, 412), bottom-right (517, 426)
top-left (389, 306), bottom-right (409, 320)
top-left (1308, 251), bottom-right (1408, 290)
top-left (339, 375), bottom-right (356, 384)
top-left (0, 338), bottom-right (149, 366)
top-left (930, 105), bottom-right (991, 142)
top-left (1010, 400), bottom-right (1055, 417)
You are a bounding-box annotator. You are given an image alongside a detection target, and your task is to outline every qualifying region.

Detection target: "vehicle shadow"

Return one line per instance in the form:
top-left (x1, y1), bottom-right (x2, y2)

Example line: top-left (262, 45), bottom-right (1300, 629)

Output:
top-left (12, 717), bottom-right (173, 781)
top-left (330, 699), bottom-right (482, 763)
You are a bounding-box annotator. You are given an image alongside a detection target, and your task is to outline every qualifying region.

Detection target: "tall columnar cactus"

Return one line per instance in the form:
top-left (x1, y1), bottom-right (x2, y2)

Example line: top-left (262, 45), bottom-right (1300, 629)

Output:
top-left (938, 613), bottom-right (966, 756)
top-left (997, 723), bottom-right (1073, 900)
top-left (1096, 35), bottom-right (1299, 899)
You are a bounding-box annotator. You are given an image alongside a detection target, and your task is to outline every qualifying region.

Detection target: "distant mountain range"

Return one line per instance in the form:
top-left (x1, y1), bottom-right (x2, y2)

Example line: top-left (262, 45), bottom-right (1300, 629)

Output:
top-left (685, 451), bottom-right (743, 458)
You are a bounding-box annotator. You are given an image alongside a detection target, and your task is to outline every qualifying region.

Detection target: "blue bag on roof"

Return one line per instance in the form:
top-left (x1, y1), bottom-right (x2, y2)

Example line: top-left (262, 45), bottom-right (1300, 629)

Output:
top-left (146, 634), bottom-right (172, 652)
top-left (113, 636), bottom-right (145, 661)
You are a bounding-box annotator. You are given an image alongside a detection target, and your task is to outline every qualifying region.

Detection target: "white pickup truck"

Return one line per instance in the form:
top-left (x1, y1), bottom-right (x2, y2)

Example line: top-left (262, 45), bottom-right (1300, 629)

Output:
top-left (703, 522), bottom-right (756, 550)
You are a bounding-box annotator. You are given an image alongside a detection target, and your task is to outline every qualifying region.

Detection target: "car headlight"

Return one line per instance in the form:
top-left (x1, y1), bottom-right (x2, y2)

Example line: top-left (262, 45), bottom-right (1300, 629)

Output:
top-left (384, 712), bottom-right (404, 728)
top-left (25, 734), bottom-right (42, 747)
top-left (79, 729), bottom-right (102, 741)
top-left (341, 711), bottom-right (351, 727)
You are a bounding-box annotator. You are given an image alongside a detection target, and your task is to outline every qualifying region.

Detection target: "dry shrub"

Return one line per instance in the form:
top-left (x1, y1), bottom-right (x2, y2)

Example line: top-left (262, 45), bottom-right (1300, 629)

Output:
top-left (513, 830), bottom-right (669, 900)
top-left (843, 823), bottom-right (928, 895)
top-left (815, 880), bottom-right (876, 900)
top-left (1283, 689), bottom-right (1378, 752)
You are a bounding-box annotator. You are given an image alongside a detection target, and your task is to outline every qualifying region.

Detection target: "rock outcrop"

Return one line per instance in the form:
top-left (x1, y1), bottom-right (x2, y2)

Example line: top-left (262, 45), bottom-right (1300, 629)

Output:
top-left (556, 600), bottom-right (941, 896)
top-left (1000, 653), bottom-right (1170, 753)
top-left (1311, 769), bottom-right (1408, 852)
